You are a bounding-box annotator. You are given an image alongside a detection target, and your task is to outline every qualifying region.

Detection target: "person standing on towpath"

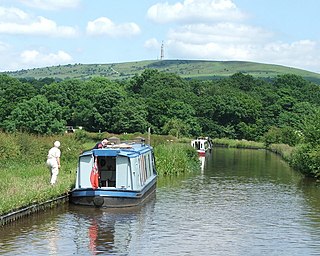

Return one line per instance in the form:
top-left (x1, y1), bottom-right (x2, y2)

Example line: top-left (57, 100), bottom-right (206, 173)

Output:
top-left (46, 141), bottom-right (61, 185)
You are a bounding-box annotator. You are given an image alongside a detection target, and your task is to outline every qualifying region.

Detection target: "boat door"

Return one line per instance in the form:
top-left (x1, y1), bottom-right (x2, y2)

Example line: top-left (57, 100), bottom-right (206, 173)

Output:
top-left (77, 154), bottom-right (94, 188)
top-left (116, 156), bottom-right (131, 189)
top-left (98, 156), bottom-right (116, 187)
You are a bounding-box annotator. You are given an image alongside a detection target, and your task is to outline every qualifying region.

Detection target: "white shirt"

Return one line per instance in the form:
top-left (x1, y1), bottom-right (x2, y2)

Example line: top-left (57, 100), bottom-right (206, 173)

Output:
top-left (47, 147), bottom-right (61, 160)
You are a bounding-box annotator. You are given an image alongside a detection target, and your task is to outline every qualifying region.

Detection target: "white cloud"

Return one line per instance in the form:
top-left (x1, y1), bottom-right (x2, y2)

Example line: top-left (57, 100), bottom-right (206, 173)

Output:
top-left (147, 0), bottom-right (246, 24)
top-left (258, 40), bottom-right (320, 71)
top-left (86, 17), bottom-right (141, 37)
top-left (18, 0), bottom-right (80, 10)
top-left (0, 7), bottom-right (78, 37)
top-left (144, 38), bottom-right (161, 49)
top-left (0, 47), bottom-right (73, 71)
top-left (0, 7), bottom-right (29, 23)
top-left (168, 23), bottom-right (272, 45)
top-left (166, 39), bottom-right (251, 60)
top-left (20, 50), bottom-right (72, 66)
top-left (164, 21), bottom-right (273, 60)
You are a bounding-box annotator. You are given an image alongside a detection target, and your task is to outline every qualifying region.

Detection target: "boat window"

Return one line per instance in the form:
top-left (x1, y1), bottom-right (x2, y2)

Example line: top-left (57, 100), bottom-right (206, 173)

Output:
top-left (139, 155), bottom-right (148, 186)
top-left (146, 153), bottom-right (151, 178)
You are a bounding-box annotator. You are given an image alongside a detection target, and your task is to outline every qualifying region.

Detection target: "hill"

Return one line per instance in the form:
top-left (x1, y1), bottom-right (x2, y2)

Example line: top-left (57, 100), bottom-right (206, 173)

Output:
top-left (4, 59), bottom-right (320, 84)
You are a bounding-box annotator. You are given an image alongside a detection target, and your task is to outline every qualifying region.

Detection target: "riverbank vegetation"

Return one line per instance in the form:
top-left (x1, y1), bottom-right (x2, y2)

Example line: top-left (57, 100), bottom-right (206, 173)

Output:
top-left (212, 138), bottom-right (265, 149)
top-left (154, 143), bottom-right (199, 176)
top-left (0, 132), bottom-right (199, 216)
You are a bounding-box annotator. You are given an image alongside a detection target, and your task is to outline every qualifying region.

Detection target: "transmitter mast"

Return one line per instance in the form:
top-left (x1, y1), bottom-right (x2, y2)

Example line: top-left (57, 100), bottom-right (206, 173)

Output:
top-left (160, 41), bottom-right (164, 60)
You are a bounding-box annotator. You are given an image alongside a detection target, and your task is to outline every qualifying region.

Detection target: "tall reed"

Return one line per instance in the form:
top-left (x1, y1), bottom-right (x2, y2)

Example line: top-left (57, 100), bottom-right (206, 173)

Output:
top-left (268, 143), bottom-right (294, 161)
top-left (154, 143), bottom-right (200, 176)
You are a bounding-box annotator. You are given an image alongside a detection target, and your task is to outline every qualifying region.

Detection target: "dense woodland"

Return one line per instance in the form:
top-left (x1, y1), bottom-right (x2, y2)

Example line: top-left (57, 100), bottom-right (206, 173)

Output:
top-left (1, 70), bottom-right (320, 176)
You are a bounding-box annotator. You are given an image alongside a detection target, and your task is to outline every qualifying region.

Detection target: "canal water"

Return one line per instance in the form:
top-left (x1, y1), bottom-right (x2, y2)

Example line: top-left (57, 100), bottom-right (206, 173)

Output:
top-left (1, 147), bottom-right (320, 255)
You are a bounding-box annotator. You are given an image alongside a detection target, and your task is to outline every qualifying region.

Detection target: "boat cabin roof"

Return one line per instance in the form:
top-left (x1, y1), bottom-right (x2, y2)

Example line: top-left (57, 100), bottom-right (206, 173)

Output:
top-left (80, 142), bottom-right (153, 158)
top-left (191, 138), bottom-right (207, 143)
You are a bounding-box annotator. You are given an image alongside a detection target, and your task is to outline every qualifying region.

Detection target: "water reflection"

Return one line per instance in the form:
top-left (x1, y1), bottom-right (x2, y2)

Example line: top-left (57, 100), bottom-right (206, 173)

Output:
top-left (48, 226), bottom-right (58, 255)
top-left (69, 197), bottom-right (156, 255)
top-left (0, 196), bottom-right (156, 255)
top-left (199, 156), bottom-right (205, 173)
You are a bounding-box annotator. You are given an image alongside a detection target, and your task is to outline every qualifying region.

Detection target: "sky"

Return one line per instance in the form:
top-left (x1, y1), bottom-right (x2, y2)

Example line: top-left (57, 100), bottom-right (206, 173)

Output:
top-left (0, 0), bottom-right (319, 73)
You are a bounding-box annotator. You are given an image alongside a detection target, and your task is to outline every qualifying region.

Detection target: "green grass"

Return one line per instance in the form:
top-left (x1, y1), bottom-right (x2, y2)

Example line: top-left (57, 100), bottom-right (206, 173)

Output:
top-left (0, 162), bottom-right (75, 215)
top-left (0, 132), bottom-right (85, 215)
top-left (4, 60), bottom-right (320, 83)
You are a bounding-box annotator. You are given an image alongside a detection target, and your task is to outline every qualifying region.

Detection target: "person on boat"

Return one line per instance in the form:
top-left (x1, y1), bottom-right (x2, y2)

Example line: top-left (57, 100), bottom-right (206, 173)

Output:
top-left (46, 141), bottom-right (61, 185)
top-left (93, 138), bottom-right (109, 149)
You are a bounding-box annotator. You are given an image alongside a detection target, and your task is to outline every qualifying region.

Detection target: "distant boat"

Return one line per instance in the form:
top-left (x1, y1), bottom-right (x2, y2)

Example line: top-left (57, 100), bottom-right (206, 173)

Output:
top-left (70, 139), bottom-right (157, 208)
top-left (191, 137), bottom-right (213, 156)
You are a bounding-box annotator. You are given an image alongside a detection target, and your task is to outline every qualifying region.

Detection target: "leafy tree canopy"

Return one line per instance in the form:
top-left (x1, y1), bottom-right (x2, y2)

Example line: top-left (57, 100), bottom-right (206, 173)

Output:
top-left (3, 95), bottom-right (65, 134)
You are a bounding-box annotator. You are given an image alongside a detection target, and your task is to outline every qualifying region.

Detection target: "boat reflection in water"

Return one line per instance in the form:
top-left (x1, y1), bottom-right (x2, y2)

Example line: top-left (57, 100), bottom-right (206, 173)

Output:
top-left (69, 194), bottom-right (156, 255)
top-left (88, 219), bottom-right (99, 254)
top-left (199, 156), bottom-right (206, 173)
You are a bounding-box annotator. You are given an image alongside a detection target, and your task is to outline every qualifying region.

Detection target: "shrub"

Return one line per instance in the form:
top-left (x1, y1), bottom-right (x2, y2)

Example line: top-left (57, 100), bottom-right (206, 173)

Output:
top-left (290, 144), bottom-right (320, 178)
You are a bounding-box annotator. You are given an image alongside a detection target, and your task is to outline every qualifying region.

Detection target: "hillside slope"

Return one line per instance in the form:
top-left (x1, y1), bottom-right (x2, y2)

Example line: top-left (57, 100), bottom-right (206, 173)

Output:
top-left (4, 59), bottom-right (320, 83)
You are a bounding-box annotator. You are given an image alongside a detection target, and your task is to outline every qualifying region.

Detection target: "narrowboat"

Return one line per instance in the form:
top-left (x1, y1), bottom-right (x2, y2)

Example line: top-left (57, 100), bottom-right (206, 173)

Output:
top-left (191, 137), bottom-right (213, 156)
top-left (70, 139), bottom-right (157, 208)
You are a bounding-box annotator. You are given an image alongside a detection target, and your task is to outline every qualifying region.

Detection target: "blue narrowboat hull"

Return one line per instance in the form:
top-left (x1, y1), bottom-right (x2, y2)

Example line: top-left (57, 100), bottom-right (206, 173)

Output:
top-left (70, 176), bottom-right (157, 208)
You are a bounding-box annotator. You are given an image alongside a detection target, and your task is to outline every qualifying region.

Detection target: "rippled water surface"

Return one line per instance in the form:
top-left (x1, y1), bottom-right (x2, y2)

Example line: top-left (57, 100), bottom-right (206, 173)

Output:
top-left (1, 147), bottom-right (320, 255)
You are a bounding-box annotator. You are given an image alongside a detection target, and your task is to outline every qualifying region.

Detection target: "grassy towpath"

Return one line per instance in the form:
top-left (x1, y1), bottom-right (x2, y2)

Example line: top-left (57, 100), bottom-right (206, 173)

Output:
top-left (0, 133), bottom-right (83, 216)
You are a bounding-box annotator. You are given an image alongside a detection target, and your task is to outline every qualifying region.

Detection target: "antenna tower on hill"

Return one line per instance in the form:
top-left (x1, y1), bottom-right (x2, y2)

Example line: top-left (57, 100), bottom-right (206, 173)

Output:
top-left (160, 41), bottom-right (164, 60)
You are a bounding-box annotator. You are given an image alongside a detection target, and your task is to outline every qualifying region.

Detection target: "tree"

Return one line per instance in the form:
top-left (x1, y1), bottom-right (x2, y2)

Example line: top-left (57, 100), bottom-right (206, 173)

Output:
top-left (278, 102), bottom-right (316, 131)
top-left (128, 69), bottom-right (160, 94)
top-left (303, 108), bottom-right (320, 147)
top-left (262, 126), bottom-right (282, 146)
top-left (72, 98), bottom-right (104, 131)
top-left (3, 95), bottom-right (65, 134)
top-left (110, 97), bottom-right (149, 133)
top-left (85, 77), bottom-right (127, 131)
top-left (165, 101), bottom-right (201, 137)
top-left (128, 69), bottom-right (189, 97)
top-left (41, 79), bottom-right (85, 125)
top-left (0, 74), bottom-right (37, 123)
top-left (229, 72), bottom-right (257, 91)
top-left (206, 87), bottom-right (262, 139)
top-left (162, 118), bottom-right (190, 138)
